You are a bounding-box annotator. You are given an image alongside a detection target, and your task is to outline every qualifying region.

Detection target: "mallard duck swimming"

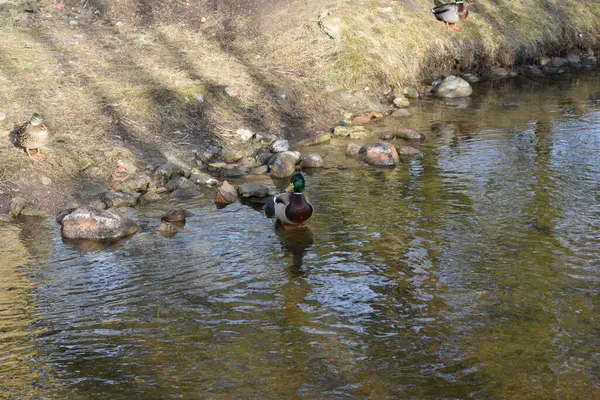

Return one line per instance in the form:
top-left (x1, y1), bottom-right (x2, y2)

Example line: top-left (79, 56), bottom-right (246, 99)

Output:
top-left (266, 173), bottom-right (313, 228)
top-left (432, 0), bottom-right (471, 31)
top-left (15, 113), bottom-right (48, 160)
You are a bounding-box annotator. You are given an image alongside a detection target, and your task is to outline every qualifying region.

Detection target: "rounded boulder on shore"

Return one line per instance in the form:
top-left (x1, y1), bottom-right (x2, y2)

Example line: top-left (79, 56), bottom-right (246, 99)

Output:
top-left (432, 75), bottom-right (473, 98)
top-left (58, 207), bottom-right (139, 240)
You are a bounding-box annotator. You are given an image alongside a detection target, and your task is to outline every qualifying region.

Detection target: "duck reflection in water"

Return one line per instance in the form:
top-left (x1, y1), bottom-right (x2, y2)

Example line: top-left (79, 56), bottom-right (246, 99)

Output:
top-left (274, 219), bottom-right (314, 270)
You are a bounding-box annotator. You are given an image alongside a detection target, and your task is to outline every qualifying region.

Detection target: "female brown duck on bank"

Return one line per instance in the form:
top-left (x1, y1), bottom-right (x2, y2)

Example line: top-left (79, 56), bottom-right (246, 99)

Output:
top-left (432, 0), bottom-right (472, 31)
top-left (15, 113), bottom-right (48, 160)
top-left (265, 173), bottom-right (313, 229)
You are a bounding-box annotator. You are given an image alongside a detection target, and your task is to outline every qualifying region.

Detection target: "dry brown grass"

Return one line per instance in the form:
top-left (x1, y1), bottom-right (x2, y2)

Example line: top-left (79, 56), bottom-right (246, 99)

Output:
top-left (0, 0), bottom-right (599, 211)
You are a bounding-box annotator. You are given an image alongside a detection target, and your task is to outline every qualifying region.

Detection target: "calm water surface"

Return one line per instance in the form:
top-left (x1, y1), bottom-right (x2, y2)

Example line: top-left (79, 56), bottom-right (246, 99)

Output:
top-left (1, 72), bottom-right (600, 399)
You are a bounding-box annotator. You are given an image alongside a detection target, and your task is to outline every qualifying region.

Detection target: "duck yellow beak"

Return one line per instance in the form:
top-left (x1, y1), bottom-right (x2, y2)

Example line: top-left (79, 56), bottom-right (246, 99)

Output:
top-left (284, 183), bottom-right (294, 192)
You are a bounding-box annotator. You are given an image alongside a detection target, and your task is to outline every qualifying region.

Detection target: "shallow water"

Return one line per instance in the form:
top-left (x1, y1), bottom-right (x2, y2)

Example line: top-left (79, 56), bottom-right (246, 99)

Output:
top-left (1, 71), bottom-right (600, 399)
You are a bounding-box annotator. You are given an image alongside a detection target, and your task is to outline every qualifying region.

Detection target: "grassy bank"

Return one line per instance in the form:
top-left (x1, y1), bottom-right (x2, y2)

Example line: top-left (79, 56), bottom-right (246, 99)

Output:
top-left (0, 0), bottom-right (599, 212)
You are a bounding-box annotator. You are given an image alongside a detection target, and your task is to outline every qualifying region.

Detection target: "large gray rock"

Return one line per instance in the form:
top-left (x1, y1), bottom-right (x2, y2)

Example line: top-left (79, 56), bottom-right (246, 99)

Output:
top-left (170, 188), bottom-right (203, 198)
top-left (364, 142), bottom-right (399, 167)
top-left (138, 191), bottom-right (162, 204)
top-left (566, 53), bottom-right (580, 64)
top-left (151, 162), bottom-right (185, 187)
top-left (524, 65), bottom-right (544, 77)
top-left (269, 138), bottom-right (290, 153)
top-left (189, 170), bottom-right (218, 187)
top-left (102, 190), bottom-right (140, 208)
top-left (270, 151), bottom-right (300, 178)
top-left (116, 175), bottom-right (151, 192)
top-left (238, 183), bottom-right (270, 198)
top-left (395, 128), bottom-right (426, 140)
top-left (432, 75), bottom-right (473, 98)
top-left (581, 55), bottom-right (597, 67)
top-left (165, 176), bottom-right (195, 192)
top-left (216, 180), bottom-right (239, 204)
top-left (59, 207), bottom-right (139, 240)
top-left (552, 57), bottom-right (568, 68)
top-left (301, 154), bottom-right (324, 168)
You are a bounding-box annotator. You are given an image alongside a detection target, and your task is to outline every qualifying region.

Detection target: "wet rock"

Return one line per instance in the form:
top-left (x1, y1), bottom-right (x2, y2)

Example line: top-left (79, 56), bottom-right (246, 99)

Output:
top-left (319, 14), bottom-right (345, 40)
top-left (524, 65), bottom-right (544, 77)
top-left (9, 197), bottom-right (27, 217)
top-left (102, 190), bottom-right (140, 208)
top-left (488, 67), bottom-right (511, 79)
top-left (235, 128), bottom-right (254, 142)
top-left (189, 170), bottom-right (218, 187)
top-left (156, 221), bottom-right (186, 237)
top-left (391, 109), bottom-right (411, 118)
top-left (117, 174), bottom-right (151, 192)
top-left (403, 87), bottom-right (419, 99)
top-left (151, 162), bottom-right (185, 187)
top-left (345, 143), bottom-right (365, 158)
top-left (216, 180), bottom-right (239, 204)
top-left (364, 142), bottom-right (399, 167)
top-left (570, 62), bottom-right (582, 71)
top-left (377, 131), bottom-right (395, 141)
top-left (238, 183), bottom-right (270, 198)
top-left (165, 176), bottom-right (195, 192)
top-left (544, 66), bottom-right (565, 75)
top-left (582, 55), bottom-right (597, 68)
top-left (250, 165), bottom-right (268, 175)
top-left (59, 207), bottom-right (139, 240)
top-left (270, 138), bottom-right (290, 153)
top-left (397, 145), bottom-right (422, 156)
top-left (395, 128), bottom-right (426, 140)
top-left (432, 75), bottom-right (473, 98)
top-left (551, 57), bottom-right (568, 68)
top-left (393, 95), bottom-right (410, 108)
top-left (138, 191), bottom-right (162, 204)
top-left (567, 53), bottom-right (580, 64)
top-left (161, 208), bottom-right (191, 223)
top-left (170, 187), bottom-right (203, 198)
top-left (221, 167), bottom-right (247, 178)
top-left (301, 154), bottom-right (324, 168)
top-left (462, 73), bottom-right (480, 83)
top-left (270, 152), bottom-right (298, 178)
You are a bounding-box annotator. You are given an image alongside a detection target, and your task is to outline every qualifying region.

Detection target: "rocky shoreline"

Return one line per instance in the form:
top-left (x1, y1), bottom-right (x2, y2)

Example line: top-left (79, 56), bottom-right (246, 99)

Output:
top-left (1, 48), bottom-right (598, 241)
